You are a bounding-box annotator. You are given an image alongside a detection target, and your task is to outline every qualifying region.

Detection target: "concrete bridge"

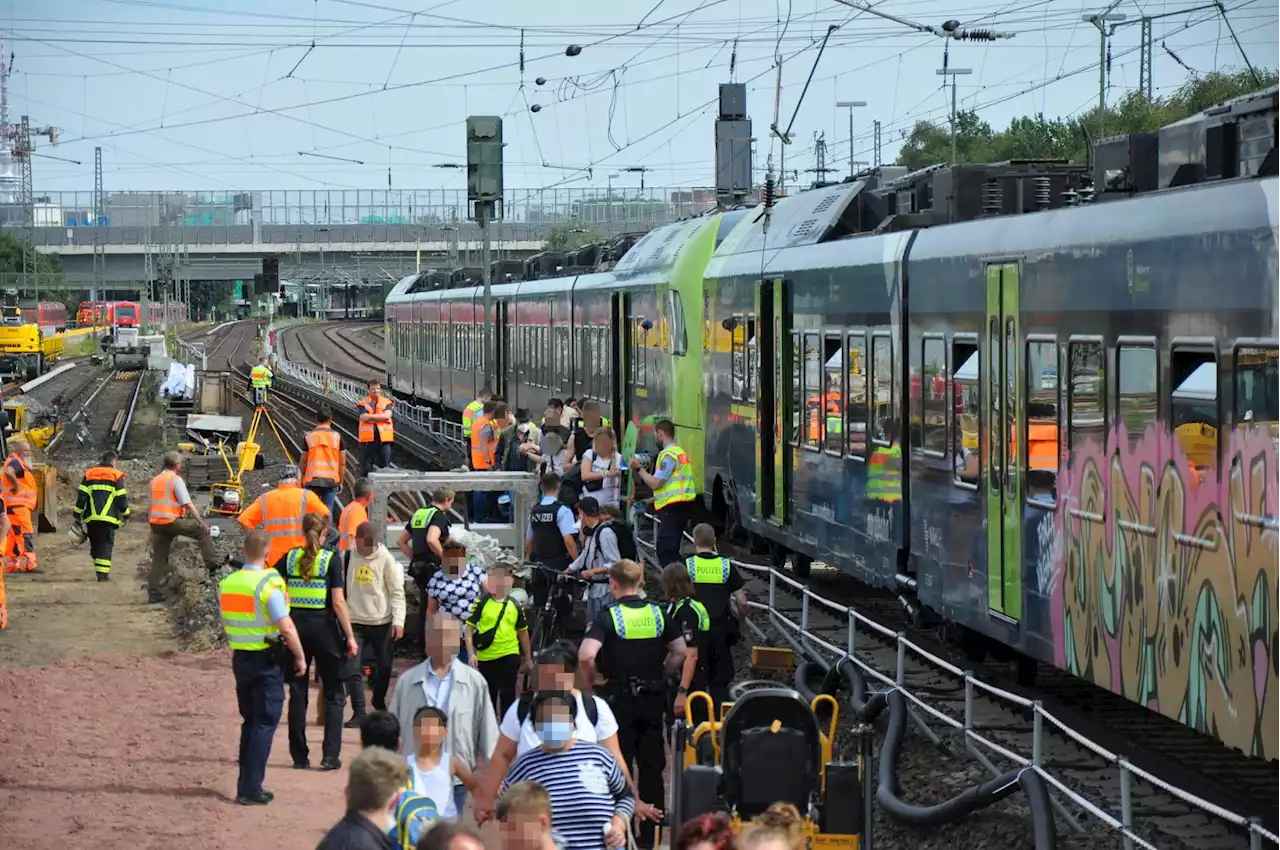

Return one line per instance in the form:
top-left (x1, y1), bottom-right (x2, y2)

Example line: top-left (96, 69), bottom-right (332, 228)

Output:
top-left (12, 186), bottom-right (717, 283)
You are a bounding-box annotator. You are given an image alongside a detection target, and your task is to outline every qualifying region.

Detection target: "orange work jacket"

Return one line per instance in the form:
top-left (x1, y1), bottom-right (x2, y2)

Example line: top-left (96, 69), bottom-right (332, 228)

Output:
top-left (338, 500), bottom-right (370, 552)
top-left (303, 424), bottom-right (343, 485)
top-left (358, 395), bottom-right (394, 444)
top-left (238, 484), bottom-right (329, 566)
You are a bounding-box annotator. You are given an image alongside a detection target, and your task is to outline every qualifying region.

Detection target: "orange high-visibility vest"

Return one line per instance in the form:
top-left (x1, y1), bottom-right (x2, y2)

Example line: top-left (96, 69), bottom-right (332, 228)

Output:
top-left (148, 469), bottom-right (186, 523)
top-left (358, 395), bottom-right (394, 444)
top-left (338, 500), bottom-right (369, 552)
top-left (470, 413), bottom-right (495, 470)
top-left (3, 453), bottom-right (37, 514)
top-left (303, 424), bottom-right (343, 484)
top-left (248, 484), bottom-right (324, 566)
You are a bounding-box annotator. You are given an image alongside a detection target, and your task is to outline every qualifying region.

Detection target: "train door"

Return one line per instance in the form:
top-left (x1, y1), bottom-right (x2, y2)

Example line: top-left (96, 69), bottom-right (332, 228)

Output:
top-left (494, 301), bottom-right (509, 400)
top-left (756, 279), bottom-right (790, 525)
top-left (611, 292), bottom-right (630, 430)
top-left (984, 263), bottom-right (1023, 621)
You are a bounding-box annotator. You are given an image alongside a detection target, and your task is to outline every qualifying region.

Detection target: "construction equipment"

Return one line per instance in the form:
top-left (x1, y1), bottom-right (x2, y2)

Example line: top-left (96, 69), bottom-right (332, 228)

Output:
top-left (107, 325), bottom-right (147, 371)
top-left (2, 399), bottom-right (60, 450)
top-left (0, 293), bottom-right (62, 381)
top-left (209, 400), bottom-right (293, 515)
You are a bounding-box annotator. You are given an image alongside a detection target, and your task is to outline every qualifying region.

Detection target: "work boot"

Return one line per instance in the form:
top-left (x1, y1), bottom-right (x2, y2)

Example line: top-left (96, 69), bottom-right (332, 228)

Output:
top-left (96, 573), bottom-right (110, 583)
top-left (319, 758), bottom-right (341, 771)
top-left (344, 714), bottom-right (368, 729)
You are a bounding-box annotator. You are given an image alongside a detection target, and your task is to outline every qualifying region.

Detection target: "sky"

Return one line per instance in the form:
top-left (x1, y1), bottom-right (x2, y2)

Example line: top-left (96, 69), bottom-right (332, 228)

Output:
top-left (6, 0), bottom-right (1277, 197)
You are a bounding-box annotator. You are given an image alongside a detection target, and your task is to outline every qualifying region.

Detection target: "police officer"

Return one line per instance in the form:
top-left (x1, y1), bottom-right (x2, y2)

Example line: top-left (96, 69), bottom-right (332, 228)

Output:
top-left (462, 388), bottom-right (492, 442)
top-left (629, 418), bottom-right (696, 567)
top-left (273, 512), bottom-right (357, 771)
top-left (579, 558), bottom-right (687, 846)
top-left (250, 356), bottom-right (273, 407)
top-left (684, 523), bottom-right (747, 712)
top-left (73, 449), bottom-right (130, 582)
top-left (523, 472), bottom-right (577, 613)
top-left (659, 562), bottom-right (710, 723)
top-left (396, 487), bottom-right (454, 657)
top-left (219, 529), bottom-right (307, 806)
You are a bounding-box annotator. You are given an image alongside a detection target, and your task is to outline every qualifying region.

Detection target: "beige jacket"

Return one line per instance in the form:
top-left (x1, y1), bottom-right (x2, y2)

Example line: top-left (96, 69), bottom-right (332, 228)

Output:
top-left (344, 543), bottom-right (406, 628)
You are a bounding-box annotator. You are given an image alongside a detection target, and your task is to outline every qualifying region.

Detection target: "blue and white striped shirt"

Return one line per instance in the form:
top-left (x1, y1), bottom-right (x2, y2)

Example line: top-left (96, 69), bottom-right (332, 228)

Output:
top-left (501, 741), bottom-right (635, 850)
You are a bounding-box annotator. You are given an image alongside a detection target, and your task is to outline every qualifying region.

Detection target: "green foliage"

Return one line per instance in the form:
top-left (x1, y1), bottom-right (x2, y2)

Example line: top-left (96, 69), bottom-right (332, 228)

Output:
top-left (543, 225), bottom-right (605, 252)
top-left (0, 232), bottom-right (63, 277)
top-left (896, 69), bottom-right (1278, 170)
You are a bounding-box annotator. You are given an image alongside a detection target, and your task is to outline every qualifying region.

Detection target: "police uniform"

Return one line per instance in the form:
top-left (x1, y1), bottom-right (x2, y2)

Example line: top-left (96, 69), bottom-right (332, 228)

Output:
top-left (586, 596), bottom-right (681, 844)
top-left (651, 441), bottom-right (696, 567)
top-left (274, 545), bottom-right (346, 769)
top-left (684, 551), bottom-right (745, 710)
top-left (219, 562), bottom-right (291, 804)
top-left (408, 504), bottom-right (451, 656)
top-left (250, 362), bottom-right (273, 406)
top-left (73, 464), bottom-right (130, 580)
top-left (665, 595), bottom-right (710, 720)
top-left (526, 495), bottom-right (575, 611)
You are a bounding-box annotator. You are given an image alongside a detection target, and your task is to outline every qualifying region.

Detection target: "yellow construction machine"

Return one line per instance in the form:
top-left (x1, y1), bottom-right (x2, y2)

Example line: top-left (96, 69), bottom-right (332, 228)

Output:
top-left (209, 402), bottom-right (294, 515)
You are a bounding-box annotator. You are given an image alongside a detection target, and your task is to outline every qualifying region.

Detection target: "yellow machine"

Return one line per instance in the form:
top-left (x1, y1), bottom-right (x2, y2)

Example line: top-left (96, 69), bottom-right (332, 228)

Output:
top-left (209, 401), bottom-right (293, 515)
top-left (3, 399), bottom-right (61, 450)
top-left (0, 325), bottom-right (62, 382)
top-left (672, 688), bottom-right (863, 849)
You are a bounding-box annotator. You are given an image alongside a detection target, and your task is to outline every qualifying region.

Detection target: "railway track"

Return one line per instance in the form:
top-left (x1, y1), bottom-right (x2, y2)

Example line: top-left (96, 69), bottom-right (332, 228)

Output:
top-left (201, 320), bottom-right (261, 372)
top-left (659, 533), bottom-right (1278, 850)
top-left (46, 369), bottom-right (144, 457)
top-left (281, 322), bottom-right (384, 383)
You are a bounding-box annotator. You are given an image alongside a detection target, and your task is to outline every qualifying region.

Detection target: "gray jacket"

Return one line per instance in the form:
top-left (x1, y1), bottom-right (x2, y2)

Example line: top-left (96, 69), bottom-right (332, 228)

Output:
top-left (388, 657), bottom-right (499, 772)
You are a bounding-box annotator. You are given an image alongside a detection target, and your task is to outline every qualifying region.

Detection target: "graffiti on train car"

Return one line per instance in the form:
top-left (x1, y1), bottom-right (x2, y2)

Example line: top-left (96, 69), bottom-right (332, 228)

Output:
top-left (1050, 425), bottom-right (1278, 760)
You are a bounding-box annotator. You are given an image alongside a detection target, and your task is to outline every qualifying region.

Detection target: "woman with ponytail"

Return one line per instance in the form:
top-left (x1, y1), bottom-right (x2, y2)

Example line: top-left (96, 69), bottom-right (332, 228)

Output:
top-left (273, 510), bottom-right (357, 771)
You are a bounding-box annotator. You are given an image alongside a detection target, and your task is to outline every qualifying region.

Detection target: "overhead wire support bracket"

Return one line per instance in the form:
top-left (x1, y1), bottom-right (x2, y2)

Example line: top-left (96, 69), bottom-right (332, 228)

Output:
top-left (773, 24), bottom-right (839, 145)
top-left (829, 0), bottom-right (1015, 40)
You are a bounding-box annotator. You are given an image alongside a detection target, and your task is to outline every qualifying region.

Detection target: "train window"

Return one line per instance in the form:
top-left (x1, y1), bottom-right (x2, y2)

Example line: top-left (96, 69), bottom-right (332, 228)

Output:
top-left (801, 332), bottom-right (821, 450)
top-left (555, 325), bottom-right (569, 391)
top-left (1067, 340), bottom-right (1106, 456)
top-left (846, 331), bottom-right (868, 459)
top-left (601, 327), bottom-right (612, 401)
top-left (822, 334), bottom-right (843, 455)
top-left (729, 315), bottom-right (745, 401)
top-left (1118, 343), bottom-right (1157, 448)
top-left (1025, 339), bottom-right (1060, 502)
top-left (1170, 347), bottom-right (1219, 477)
top-left (670, 291), bottom-right (687, 357)
top-left (871, 333), bottom-right (893, 446)
top-left (1234, 345), bottom-right (1278, 431)
top-left (746, 315), bottom-right (758, 403)
top-left (574, 325), bottom-right (585, 394)
top-left (951, 339), bottom-right (979, 486)
top-left (634, 321), bottom-right (648, 388)
top-left (921, 337), bottom-right (947, 455)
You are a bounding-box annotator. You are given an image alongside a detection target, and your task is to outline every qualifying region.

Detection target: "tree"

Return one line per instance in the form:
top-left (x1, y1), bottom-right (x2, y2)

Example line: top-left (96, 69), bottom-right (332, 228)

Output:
top-left (543, 225), bottom-right (605, 252)
top-left (895, 68), bottom-right (1277, 169)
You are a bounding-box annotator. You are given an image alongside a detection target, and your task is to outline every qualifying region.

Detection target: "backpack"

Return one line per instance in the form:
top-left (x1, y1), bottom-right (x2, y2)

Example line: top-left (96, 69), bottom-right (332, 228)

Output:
top-left (602, 519), bottom-right (638, 563)
top-left (391, 790), bottom-right (439, 850)
top-left (558, 465), bottom-right (584, 509)
top-left (516, 690), bottom-right (600, 728)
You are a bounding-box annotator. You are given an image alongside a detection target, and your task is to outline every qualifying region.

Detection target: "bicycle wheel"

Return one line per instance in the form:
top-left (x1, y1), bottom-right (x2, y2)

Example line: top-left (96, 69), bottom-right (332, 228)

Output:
top-left (531, 609), bottom-right (558, 654)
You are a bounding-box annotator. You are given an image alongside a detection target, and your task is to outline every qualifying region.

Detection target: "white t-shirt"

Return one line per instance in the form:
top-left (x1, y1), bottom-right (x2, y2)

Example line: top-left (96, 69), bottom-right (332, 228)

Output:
top-left (408, 750), bottom-right (458, 818)
top-left (582, 449), bottom-right (625, 508)
top-left (499, 692), bottom-right (619, 756)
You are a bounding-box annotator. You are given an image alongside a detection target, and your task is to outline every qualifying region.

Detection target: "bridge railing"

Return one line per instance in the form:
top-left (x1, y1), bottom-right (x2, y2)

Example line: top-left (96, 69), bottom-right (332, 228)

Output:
top-left (15, 186), bottom-right (723, 248)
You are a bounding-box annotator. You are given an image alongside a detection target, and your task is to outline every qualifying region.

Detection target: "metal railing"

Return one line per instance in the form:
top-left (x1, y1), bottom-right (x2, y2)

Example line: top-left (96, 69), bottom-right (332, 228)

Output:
top-left (16, 186), bottom-right (721, 249)
top-left (631, 513), bottom-right (1278, 850)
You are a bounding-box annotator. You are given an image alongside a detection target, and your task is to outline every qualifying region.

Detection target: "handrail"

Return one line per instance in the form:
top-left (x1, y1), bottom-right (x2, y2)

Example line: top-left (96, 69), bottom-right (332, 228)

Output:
top-left (630, 510), bottom-right (1276, 850)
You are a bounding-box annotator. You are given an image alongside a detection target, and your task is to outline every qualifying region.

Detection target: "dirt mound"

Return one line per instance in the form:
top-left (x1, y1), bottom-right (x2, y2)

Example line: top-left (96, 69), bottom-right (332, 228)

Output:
top-left (137, 522), bottom-right (244, 652)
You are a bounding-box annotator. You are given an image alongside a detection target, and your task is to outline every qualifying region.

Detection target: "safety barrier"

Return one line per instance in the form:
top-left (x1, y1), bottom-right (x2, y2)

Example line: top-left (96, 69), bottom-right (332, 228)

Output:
top-left (364, 469), bottom-right (539, 553)
top-left (274, 356), bottom-right (468, 458)
top-left (631, 513), bottom-right (1277, 850)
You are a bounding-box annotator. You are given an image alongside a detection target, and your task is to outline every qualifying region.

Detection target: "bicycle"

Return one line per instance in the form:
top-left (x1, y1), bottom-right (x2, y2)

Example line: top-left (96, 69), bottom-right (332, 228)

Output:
top-left (525, 562), bottom-right (587, 654)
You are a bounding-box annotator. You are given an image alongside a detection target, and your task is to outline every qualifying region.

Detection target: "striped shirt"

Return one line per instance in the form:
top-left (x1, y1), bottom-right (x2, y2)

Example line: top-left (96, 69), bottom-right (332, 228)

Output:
top-left (500, 741), bottom-right (635, 850)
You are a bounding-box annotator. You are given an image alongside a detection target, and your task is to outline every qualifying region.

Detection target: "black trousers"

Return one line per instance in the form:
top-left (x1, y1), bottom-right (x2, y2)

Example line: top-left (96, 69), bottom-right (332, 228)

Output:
top-left (478, 652), bottom-right (522, 717)
top-left (86, 521), bottom-right (116, 575)
top-left (705, 624), bottom-right (737, 711)
top-left (288, 614), bottom-right (346, 765)
top-left (346, 622), bottom-right (393, 715)
top-left (361, 442), bottom-right (392, 476)
top-left (655, 501), bottom-right (693, 568)
top-left (609, 690), bottom-right (667, 845)
top-left (232, 649), bottom-right (283, 799)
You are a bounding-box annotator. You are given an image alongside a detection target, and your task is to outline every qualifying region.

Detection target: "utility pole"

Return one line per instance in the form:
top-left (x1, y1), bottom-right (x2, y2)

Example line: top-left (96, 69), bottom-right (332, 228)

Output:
top-left (936, 48), bottom-right (972, 166)
top-left (18, 116), bottom-right (32, 295)
top-left (1083, 3), bottom-right (1127, 137)
top-left (1139, 17), bottom-right (1154, 99)
top-left (836, 100), bottom-right (866, 178)
top-left (873, 119), bottom-right (882, 167)
top-left (466, 116), bottom-right (503, 389)
top-left (805, 132), bottom-right (835, 185)
top-left (93, 146), bottom-right (104, 303)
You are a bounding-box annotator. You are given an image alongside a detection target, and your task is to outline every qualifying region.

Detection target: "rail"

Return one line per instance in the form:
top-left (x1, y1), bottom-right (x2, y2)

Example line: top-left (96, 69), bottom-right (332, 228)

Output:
top-left (630, 512), bottom-right (1277, 850)
top-left (274, 356), bottom-right (468, 456)
top-left (116, 372), bottom-right (144, 454)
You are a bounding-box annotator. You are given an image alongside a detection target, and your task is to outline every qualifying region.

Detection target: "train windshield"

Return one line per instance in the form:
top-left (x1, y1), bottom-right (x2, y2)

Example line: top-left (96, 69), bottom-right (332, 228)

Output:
top-left (117, 305), bottom-right (138, 321)
top-left (1235, 347), bottom-right (1279, 424)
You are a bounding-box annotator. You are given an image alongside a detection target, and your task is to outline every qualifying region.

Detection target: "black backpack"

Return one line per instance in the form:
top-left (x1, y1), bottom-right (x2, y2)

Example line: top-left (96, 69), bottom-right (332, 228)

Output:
top-left (602, 519), bottom-right (638, 563)
top-left (516, 690), bottom-right (600, 727)
top-left (558, 465), bottom-right (584, 509)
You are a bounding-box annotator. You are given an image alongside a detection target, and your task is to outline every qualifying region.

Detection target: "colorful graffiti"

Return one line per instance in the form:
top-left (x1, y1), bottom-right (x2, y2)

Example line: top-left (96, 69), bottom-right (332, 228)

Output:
top-left (1050, 425), bottom-right (1278, 760)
